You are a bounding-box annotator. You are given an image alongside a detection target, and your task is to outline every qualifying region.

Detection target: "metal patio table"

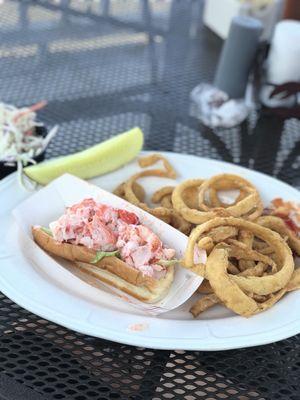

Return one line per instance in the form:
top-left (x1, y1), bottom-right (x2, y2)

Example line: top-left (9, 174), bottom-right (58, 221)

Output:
top-left (0, 1), bottom-right (299, 399)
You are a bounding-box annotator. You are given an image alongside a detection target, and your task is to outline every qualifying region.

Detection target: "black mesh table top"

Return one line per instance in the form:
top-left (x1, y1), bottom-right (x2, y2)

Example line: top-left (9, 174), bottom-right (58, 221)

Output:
top-left (0, 1), bottom-right (300, 399)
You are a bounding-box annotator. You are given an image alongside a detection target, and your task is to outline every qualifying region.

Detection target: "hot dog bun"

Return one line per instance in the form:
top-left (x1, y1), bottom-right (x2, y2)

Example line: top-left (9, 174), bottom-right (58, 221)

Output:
top-left (74, 261), bottom-right (174, 303)
top-left (32, 226), bottom-right (174, 303)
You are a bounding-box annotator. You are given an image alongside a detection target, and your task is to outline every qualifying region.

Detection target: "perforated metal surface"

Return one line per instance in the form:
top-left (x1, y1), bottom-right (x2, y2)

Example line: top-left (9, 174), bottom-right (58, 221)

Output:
top-left (1, 291), bottom-right (300, 400)
top-left (0, 1), bottom-right (300, 399)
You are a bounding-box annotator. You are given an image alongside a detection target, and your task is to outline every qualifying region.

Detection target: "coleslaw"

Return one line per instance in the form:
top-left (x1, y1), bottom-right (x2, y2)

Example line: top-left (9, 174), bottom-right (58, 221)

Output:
top-left (0, 101), bottom-right (58, 188)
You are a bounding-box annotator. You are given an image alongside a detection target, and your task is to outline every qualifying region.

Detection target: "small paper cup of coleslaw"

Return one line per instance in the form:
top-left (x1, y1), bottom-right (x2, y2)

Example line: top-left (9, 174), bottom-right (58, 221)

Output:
top-left (0, 101), bottom-right (57, 182)
top-left (0, 125), bottom-right (47, 179)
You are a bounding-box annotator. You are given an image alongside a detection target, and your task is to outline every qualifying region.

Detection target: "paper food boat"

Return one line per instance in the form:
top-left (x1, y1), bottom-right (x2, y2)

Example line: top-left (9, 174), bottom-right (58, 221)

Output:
top-left (12, 174), bottom-right (203, 316)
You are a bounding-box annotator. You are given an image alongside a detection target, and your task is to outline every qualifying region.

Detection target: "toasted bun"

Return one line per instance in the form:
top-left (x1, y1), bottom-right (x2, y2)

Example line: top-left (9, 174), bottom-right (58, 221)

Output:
top-left (32, 226), bottom-right (174, 302)
top-left (74, 261), bottom-right (174, 303)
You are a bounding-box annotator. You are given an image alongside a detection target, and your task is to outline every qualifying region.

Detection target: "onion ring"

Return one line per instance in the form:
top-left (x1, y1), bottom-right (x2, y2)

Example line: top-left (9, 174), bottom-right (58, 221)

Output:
top-left (198, 237), bottom-right (214, 253)
top-left (238, 230), bottom-right (255, 271)
top-left (238, 262), bottom-right (267, 277)
top-left (152, 186), bottom-right (193, 234)
top-left (196, 279), bottom-right (213, 294)
top-left (138, 153), bottom-right (177, 178)
top-left (161, 196), bottom-right (173, 209)
top-left (190, 294), bottom-right (219, 317)
top-left (123, 153), bottom-right (178, 223)
top-left (151, 186), bottom-right (175, 204)
top-left (286, 268), bottom-right (300, 292)
top-left (184, 217), bottom-right (294, 295)
top-left (172, 179), bottom-right (207, 224)
top-left (257, 216), bottom-right (300, 256)
top-left (182, 185), bottom-right (201, 209)
top-left (205, 226), bottom-right (238, 242)
top-left (191, 260), bottom-right (279, 317)
top-left (206, 247), bottom-right (259, 317)
top-left (169, 211), bottom-right (193, 235)
top-left (205, 246), bottom-right (293, 317)
top-left (225, 239), bottom-right (277, 271)
top-left (124, 169), bottom-right (173, 223)
top-left (198, 174), bottom-right (263, 222)
top-left (227, 262), bottom-right (240, 275)
top-left (209, 186), bottom-right (247, 208)
top-left (113, 181), bottom-right (145, 202)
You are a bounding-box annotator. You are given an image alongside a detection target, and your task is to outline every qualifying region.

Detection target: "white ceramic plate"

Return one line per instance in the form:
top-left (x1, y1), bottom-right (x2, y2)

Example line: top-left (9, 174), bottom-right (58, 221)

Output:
top-left (1, 152), bottom-right (299, 351)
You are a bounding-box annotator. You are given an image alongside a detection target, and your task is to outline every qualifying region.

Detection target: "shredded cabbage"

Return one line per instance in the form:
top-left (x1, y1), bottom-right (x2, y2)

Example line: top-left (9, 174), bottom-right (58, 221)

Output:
top-left (0, 101), bottom-right (58, 189)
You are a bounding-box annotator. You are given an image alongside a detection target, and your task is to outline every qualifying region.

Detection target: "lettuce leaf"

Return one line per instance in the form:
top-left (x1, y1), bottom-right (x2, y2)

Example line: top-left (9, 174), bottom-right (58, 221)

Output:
top-left (157, 259), bottom-right (179, 266)
top-left (91, 250), bottom-right (120, 264)
top-left (41, 227), bottom-right (53, 236)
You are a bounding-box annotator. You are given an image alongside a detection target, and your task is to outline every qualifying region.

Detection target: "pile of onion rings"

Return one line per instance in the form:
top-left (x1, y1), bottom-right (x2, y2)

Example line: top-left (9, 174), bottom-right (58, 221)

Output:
top-left (113, 153), bottom-right (300, 317)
